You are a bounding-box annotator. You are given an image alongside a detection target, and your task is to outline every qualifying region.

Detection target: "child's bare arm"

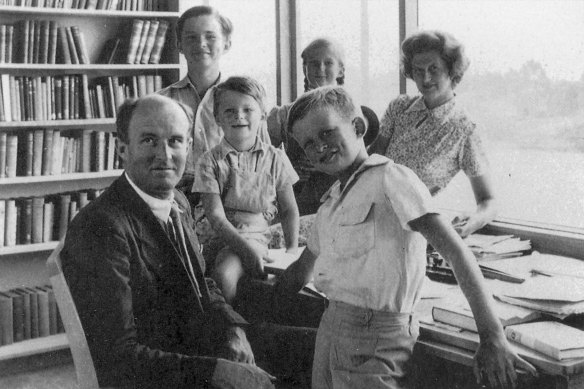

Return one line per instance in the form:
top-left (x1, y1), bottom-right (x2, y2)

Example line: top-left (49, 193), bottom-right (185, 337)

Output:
top-left (276, 184), bottom-right (299, 253)
top-left (410, 213), bottom-right (537, 388)
top-left (201, 192), bottom-right (266, 278)
top-left (275, 247), bottom-right (316, 296)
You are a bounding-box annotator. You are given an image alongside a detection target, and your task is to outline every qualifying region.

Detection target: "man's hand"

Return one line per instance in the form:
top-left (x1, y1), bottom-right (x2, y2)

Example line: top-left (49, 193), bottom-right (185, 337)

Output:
top-left (219, 326), bottom-right (255, 364)
top-left (241, 240), bottom-right (268, 279)
top-left (211, 358), bottom-right (276, 389)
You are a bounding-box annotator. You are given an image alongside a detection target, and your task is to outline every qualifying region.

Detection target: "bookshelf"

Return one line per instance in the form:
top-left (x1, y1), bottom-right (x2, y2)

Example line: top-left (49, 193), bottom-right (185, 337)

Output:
top-left (0, 1), bottom-right (181, 363)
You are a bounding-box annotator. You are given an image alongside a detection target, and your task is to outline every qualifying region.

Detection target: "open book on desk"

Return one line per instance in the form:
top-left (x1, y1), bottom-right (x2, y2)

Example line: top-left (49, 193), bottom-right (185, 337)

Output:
top-left (264, 247), bottom-right (326, 299)
top-left (264, 247), bottom-right (306, 276)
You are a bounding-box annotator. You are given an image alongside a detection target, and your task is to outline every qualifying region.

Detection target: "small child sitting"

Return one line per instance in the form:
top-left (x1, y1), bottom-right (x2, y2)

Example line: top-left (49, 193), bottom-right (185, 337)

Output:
top-left (276, 86), bottom-right (536, 389)
top-left (193, 76), bottom-right (299, 304)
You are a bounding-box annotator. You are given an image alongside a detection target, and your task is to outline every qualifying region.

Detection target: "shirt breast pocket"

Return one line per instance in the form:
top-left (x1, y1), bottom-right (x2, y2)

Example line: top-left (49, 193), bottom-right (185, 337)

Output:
top-left (334, 203), bottom-right (375, 258)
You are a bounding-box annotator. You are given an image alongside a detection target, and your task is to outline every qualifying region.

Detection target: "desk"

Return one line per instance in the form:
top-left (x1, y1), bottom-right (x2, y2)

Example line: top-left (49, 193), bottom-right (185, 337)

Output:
top-left (237, 254), bottom-right (584, 388)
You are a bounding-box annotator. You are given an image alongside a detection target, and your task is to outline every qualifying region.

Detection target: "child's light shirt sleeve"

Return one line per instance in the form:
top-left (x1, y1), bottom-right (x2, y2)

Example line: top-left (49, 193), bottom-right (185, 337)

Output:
top-left (192, 151), bottom-right (221, 194)
top-left (273, 148), bottom-right (300, 191)
top-left (383, 163), bottom-right (437, 231)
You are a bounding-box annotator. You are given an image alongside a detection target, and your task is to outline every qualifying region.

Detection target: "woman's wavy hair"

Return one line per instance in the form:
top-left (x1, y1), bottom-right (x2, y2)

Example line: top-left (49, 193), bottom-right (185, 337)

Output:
top-left (401, 30), bottom-right (470, 87)
top-left (301, 38), bottom-right (345, 92)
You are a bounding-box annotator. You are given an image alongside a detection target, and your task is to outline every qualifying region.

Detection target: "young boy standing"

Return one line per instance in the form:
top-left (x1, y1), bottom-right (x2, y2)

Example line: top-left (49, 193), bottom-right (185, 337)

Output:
top-left (193, 76), bottom-right (299, 304)
top-left (276, 86), bottom-right (536, 389)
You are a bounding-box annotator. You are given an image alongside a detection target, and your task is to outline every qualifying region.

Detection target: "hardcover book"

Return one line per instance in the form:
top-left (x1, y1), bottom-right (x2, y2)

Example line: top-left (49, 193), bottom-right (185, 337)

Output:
top-left (506, 321), bottom-right (584, 360)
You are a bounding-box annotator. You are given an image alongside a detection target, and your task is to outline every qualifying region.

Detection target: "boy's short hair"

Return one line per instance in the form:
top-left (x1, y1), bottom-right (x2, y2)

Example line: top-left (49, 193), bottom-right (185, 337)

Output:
top-left (286, 86), bottom-right (360, 134)
top-left (116, 96), bottom-right (193, 143)
top-left (213, 76), bottom-right (267, 118)
top-left (177, 6), bottom-right (233, 41)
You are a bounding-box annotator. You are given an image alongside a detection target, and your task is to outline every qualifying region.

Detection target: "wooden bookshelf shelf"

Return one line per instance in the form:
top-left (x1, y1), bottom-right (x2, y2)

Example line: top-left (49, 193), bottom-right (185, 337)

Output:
top-left (0, 6), bottom-right (179, 19)
top-left (0, 64), bottom-right (181, 77)
top-left (0, 118), bottom-right (116, 129)
top-left (0, 334), bottom-right (68, 362)
top-left (0, 241), bottom-right (59, 256)
top-left (1, 170), bottom-right (123, 199)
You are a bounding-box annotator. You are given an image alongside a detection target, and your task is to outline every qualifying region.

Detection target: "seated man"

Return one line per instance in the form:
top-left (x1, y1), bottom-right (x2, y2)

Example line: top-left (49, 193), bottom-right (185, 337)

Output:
top-left (61, 95), bottom-right (313, 388)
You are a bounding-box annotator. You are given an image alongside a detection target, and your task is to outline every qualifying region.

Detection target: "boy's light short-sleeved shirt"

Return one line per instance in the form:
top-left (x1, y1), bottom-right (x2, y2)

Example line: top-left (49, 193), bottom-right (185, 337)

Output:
top-left (193, 138), bottom-right (299, 220)
top-left (308, 154), bottom-right (437, 312)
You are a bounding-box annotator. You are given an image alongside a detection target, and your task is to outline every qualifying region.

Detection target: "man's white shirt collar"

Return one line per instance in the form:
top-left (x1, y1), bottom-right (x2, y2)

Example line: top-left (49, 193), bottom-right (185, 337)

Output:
top-left (125, 172), bottom-right (173, 223)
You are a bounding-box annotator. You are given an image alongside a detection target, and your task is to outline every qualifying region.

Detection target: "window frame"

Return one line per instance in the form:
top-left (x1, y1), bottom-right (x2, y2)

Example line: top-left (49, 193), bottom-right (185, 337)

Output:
top-left (272, 0), bottom-right (584, 259)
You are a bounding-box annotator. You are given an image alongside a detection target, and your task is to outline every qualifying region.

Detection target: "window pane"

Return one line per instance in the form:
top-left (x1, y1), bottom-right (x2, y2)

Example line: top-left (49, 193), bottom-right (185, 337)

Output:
top-left (297, 0), bottom-right (400, 115)
top-left (179, 0), bottom-right (277, 109)
top-left (419, 0), bottom-right (584, 230)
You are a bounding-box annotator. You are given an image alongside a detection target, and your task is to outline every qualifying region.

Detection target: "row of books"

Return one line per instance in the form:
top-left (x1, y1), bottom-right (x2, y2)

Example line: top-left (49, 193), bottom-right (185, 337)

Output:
top-left (0, 284), bottom-right (63, 346)
top-left (0, 0), bottom-right (169, 11)
top-left (0, 128), bottom-right (119, 179)
top-left (0, 74), bottom-right (163, 122)
top-left (0, 190), bottom-right (102, 247)
top-left (5, 20), bottom-right (90, 64)
top-left (123, 19), bottom-right (169, 65)
top-left (424, 298), bottom-right (584, 361)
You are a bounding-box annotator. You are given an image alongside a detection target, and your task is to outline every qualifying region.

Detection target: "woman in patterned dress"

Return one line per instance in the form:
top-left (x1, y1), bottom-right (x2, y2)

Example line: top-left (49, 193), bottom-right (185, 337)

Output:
top-left (370, 30), bottom-right (496, 237)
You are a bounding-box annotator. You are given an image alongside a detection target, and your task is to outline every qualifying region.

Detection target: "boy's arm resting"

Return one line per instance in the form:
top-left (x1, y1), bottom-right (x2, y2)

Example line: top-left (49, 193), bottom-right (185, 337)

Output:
top-left (62, 214), bottom-right (218, 388)
top-left (410, 213), bottom-right (537, 388)
top-left (274, 247), bottom-right (317, 297)
top-left (201, 192), bottom-right (266, 278)
top-left (276, 184), bottom-right (299, 252)
top-left (452, 173), bottom-right (497, 237)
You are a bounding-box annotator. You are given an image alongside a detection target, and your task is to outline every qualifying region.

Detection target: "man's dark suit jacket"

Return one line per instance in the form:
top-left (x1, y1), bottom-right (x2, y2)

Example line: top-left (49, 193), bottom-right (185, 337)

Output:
top-left (62, 174), bottom-right (247, 388)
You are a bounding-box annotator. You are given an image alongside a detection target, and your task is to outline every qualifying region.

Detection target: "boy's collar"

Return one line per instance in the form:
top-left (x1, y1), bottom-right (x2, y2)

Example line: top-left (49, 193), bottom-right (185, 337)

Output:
top-left (216, 137), bottom-right (267, 159)
top-left (320, 154), bottom-right (389, 201)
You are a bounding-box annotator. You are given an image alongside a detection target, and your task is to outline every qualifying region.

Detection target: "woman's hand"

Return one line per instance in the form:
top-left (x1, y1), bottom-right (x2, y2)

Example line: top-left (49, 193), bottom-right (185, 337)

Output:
top-left (451, 213), bottom-right (484, 238)
top-left (241, 240), bottom-right (268, 279)
top-left (474, 333), bottom-right (537, 388)
top-left (220, 326), bottom-right (256, 364)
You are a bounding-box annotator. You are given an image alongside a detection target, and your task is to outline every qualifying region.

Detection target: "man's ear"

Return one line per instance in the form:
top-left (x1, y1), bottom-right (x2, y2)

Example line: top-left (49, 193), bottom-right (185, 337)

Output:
top-left (117, 140), bottom-right (128, 162)
top-left (352, 117), bottom-right (366, 138)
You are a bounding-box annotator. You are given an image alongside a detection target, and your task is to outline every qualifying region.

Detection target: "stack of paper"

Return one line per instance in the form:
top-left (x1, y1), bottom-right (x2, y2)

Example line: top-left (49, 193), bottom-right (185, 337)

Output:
top-left (264, 247), bottom-right (306, 275)
top-left (464, 233), bottom-right (531, 261)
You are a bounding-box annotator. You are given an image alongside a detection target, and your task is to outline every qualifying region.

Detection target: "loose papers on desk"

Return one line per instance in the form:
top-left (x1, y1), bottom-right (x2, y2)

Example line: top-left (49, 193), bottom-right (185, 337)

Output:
top-left (463, 233), bottom-right (531, 261)
top-left (264, 247), bottom-right (306, 275)
top-left (486, 254), bottom-right (584, 318)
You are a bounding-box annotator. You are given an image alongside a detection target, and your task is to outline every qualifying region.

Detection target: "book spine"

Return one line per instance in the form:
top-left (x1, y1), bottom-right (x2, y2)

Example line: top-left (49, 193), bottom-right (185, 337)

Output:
top-left (6, 25), bottom-right (13, 64)
top-left (15, 289), bottom-right (32, 340)
top-left (5, 134), bottom-right (17, 178)
top-left (35, 288), bottom-right (50, 338)
top-left (70, 25), bottom-right (89, 64)
top-left (505, 326), bottom-right (560, 360)
top-left (139, 19), bottom-right (158, 64)
top-left (0, 200), bottom-right (4, 248)
top-left (126, 19), bottom-right (144, 64)
top-left (81, 129), bottom-right (91, 172)
top-left (0, 132), bottom-right (6, 177)
top-left (42, 129), bottom-right (53, 175)
top-left (31, 196), bottom-right (44, 244)
top-left (48, 21), bottom-right (58, 64)
top-left (20, 198), bottom-right (32, 244)
top-left (51, 130), bottom-right (61, 175)
top-left (32, 20), bottom-right (40, 64)
top-left (43, 201), bottom-right (54, 242)
top-left (58, 194), bottom-right (70, 239)
top-left (0, 294), bottom-right (14, 345)
top-left (65, 26), bottom-right (79, 64)
top-left (9, 75), bottom-right (18, 121)
top-left (81, 74), bottom-right (92, 119)
top-left (25, 130), bottom-right (33, 176)
top-left (148, 20), bottom-right (168, 64)
top-left (0, 74), bottom-right (11, 122)
top-left (57, 26), bottom-right (71, 64)
top-left (39, 20), bottom-right (50, 64)
top-left (10, 291), bottom-right (25, 342)
top-left (62, 75), bottom-right (70, 120)
top-left (32, 129), bottom-right (44, 176)
top-left (26, 288), bottom-right (39, 339)
top-left (0, 25), bottom-right (6, 64)
top-left (5, 199), bottom-right (17, 247)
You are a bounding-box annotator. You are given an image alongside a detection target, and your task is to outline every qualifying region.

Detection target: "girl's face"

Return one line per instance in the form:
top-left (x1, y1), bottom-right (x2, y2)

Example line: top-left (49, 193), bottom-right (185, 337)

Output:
top-left (303, 46), bottom-right (344, 90)
top-left (411, 50), bottom-right (454, 109)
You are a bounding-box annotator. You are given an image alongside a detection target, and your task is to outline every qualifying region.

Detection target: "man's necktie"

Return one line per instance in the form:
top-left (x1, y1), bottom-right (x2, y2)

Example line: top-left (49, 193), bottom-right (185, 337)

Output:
top-left (168, 206), bottom-right (202, 299)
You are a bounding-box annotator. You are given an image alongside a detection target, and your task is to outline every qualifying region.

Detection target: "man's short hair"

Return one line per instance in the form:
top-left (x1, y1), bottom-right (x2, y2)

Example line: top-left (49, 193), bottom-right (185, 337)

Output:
top-left (213, 76), bottom-right (267, 118)
top-left (286, 86), bottom-right (360, 134)
top-left (116, 96), bottom-right (193, 143)
top-left (176, 6), bottom-right (233, 41)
